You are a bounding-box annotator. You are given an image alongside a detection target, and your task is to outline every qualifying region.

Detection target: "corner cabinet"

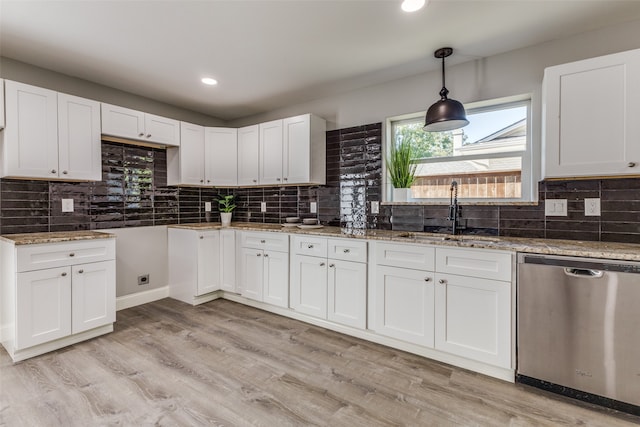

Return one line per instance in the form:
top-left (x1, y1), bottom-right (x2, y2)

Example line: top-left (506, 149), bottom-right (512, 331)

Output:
top-left (1, 80), bottom-right (101, 181)
top-left (543, 48), bottom-right (640, 178)
top-left (101, 103), bottom-right (180, 147)
top-left (0, 237), bottom-right (116, 362)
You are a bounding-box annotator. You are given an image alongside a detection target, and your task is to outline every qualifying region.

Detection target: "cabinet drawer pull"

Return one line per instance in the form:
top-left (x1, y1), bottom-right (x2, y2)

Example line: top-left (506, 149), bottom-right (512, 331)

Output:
top-left (628, 162), bottom-right (637, 168)
top-left (78, 269), bottom-right (84, 274)
top-left (138, 132), bottom-right (145, 137)
top-left (439, 279), bottom-right (446, 284)
top-left (320, 262), bottom-right (325, 266)
top-left (61, 272), bottom-right (67, 277)
top-left (62, 170), bottom-right (68, 175)
top-left (343, 249), bottom-right (350, 254)
top-left (308, 244), bottom-right (314, 249)
top-left (329, 263), bottom-right (335, 268)
top-left (424, 277), bottom-right (431, 282)
top-left (146, 134), bottom-right (152, 138)
top-left (260, 240), bottom-right (266, 244)
top-left (69, 253), bottom-right (75, 257)
top-left (51, 169), bottom-right (57, 174)
top-left (264, 253), bottom-right (269, 258)
top-left (256, 253), bottom-right (262, 257)
top-left (200, 236), bottom-right (204, 239)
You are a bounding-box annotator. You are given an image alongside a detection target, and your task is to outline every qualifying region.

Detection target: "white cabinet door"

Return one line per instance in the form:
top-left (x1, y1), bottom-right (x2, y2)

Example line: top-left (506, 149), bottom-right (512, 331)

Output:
top-left (259, 119), bottom-right (283, 185)
top-left (3, 80), bottom-right (58, 179)
top-left (290, 254), bottom-right (327, 318)
top-left (101, 103), bottom-right (145, 140)
top-left (283, 114), bottom-right (310, 184)
top-left (237, 125), bottom-right (259, 186)
top-left (240, 247), bottom-right (264, 302)
top-left (179, 122), bottom-right (205, 186)
top-left (0, 79), bottom-right (5, 129)
top-left (263, 250), bottom-right (289, 308)
top-left (197, 231), bottom-right (221, 296)
top-left (206, 127), bottom-right (238, 186)
top-left (71, 261), bottom-right (116, 334)
top-left (435, 273), bottom-right (511, 368)
top-left (220, 229), bottom-right (236, 293)
top-left (374, 265), bottom-right (435, 348)
top-left (144, 113), bottom-right (180, 146)
top-left (57, 93), bottom-right (102, 181)
top-left (543, 48), bottom-right (640, 178)
top-left (16, 267), bottom-right (72, 350)
top-left (327, 260), bottom-right (366, 329)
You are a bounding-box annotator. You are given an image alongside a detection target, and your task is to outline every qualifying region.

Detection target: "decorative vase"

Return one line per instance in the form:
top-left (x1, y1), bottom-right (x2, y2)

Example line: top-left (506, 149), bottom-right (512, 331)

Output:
top-left (220, 212), bottom-right (232, 227)
top-left (393, 188), bottom-right (412, 202)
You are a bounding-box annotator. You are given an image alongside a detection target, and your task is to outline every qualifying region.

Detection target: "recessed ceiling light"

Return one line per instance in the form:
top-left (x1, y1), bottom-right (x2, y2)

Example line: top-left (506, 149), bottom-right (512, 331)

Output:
top-left (401, 0), bottom-right (426, 12)
top-left (201, 77), bottom-right (218, 86)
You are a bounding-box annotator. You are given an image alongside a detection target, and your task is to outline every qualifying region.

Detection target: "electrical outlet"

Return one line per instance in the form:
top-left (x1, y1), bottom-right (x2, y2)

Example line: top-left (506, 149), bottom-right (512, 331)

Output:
top-left (545, 199), bottom-right (567, 216)
top-left (61, 198), bottom-right (74, 213)
top-left (310, 201), bottom-right (317, 213)
top-left (138, 274), bottom-right (149, 286)
top-left (584, 198), bottom-right (601, 216)
top-left (204, 201), bottom-right (212, 212)
top-left (371, 201), bottom-right (379, 214)
top-left (261, 202), bottom-right (267, 212)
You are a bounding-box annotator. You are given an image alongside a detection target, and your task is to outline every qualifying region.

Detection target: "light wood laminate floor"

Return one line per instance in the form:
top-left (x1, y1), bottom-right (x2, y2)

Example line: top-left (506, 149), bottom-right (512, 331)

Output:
top-left (1, 298), bottom-right (638, 426)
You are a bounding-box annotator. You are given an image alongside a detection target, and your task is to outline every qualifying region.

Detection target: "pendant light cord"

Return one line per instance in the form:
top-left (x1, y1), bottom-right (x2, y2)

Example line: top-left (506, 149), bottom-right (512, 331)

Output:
top-left (439, 54), bottom-right (449, 100)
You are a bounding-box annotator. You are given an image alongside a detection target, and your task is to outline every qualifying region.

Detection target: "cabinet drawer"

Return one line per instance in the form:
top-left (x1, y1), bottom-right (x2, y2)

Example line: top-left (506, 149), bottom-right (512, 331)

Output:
top-left (328, 238), bottom-right (367, 263)
top-left (17, 239), bottom-right (116, 273)
top-left (374, 242), bottom-right (435, 271)
top-left (291, 235), bottom-right (327, 257)
top-left (435, 247), bottom-right (512, 282)
top-left (241, 232), bottom-right (289, 252)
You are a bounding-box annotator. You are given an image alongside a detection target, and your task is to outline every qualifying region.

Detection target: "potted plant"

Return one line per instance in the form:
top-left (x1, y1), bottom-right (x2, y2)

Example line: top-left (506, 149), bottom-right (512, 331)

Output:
top-left (386, 140), bottom-right (416, 202)
top-left (217, 194), bottom-right (236, 227)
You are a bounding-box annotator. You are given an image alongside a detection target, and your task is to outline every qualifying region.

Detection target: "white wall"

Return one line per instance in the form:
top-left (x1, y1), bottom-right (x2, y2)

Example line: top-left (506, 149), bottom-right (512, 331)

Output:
top-left (99, 226), bottom-right (169, 297)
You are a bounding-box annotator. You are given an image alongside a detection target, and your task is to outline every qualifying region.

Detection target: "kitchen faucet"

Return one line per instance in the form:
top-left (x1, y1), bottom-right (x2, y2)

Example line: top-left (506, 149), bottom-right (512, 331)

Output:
top-left (448, 181), bottom-right (462, 235)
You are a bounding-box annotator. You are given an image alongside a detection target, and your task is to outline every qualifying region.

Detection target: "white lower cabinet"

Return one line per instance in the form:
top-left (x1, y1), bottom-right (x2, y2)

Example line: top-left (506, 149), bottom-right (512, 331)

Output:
top-left (168, 228), bottom-right (236, 305)
top-left (290, 236), bottom-right (367, 329)
top-left (1, 238), bottom-right (116, 362)
top-left (374, 265), bottom-right (435, 347)
top-left (238, 232), bottom-right (289, 308)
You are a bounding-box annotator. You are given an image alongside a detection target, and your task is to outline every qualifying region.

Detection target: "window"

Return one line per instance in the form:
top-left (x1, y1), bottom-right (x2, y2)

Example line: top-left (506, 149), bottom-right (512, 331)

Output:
top-left (386, 95), bottom-right (534, 202)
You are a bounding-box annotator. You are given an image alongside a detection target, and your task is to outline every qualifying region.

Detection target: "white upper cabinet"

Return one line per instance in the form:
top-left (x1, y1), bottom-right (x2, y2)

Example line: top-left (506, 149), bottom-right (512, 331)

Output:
top-left (259, 119), bottom-right (284, 185)
top-left (1, 80), bottom-right (101, 181)
top-left (167, 122), bottom-right (205, 186)
top-left (206, 127), bottom-right (238, 186)
top-left (101, 103), bottom-right (180, 147)
top-left (0, 79), bottom-right (5, 129)
top-left (283, 114), bottom-right (326, 185)
top-left (237, 124), bottom-right (260, 186)
top-left (543, 48), bottom-right (640, 178)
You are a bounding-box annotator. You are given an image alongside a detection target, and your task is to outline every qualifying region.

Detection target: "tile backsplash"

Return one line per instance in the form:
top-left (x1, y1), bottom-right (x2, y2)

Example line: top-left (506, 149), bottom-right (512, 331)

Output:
top-left (0, 124), bottom-right (639, 244)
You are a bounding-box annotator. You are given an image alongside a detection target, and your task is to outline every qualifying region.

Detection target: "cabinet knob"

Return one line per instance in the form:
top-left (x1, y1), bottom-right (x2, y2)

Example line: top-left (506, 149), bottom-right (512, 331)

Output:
top-left (63, 170), bottom-right (68, 175)
top-left (138, 132), bottom-right (145, 137)
top-left (78, 269), bottom-right (84, 274)
top-left (200, 179), bottom-right (204, 183)
top-left (320, 262), bottom-right (325, 266)
top-left (51, 169), bottom-right (57, 174)
top-left (424, 277), bottom-right (431, 282)
top-left (69, 253), bottom-right (75, 257)
top-left (253, 179), bottom-right (257, 183)
top-left (329, 263), bottom-right (335, 268)
top-left (276, 178), bottom-right (281, 181)
top-left (439, 279), bottom-right (446, 284)
top-left (207, 180), bottom-right (210, 183)
top-left (343, 249), bottom-right (350, 254)
top-left (200, 236), bottom-right (204, 239)
top-left (283, 177), bottom-right (288, 181)
top-left (261, 240), bottom-right (266, 243)
top-left (308, 244), bottom-right (314, 249)
top-left (256, 253), bottom-right (262, 257)
top-left (628, 162), bottom-right (637, 168)
top-left (146, 134), bottom-right (152, 138)
top-left (264, 253), bottom-right (269, 258)
top-left (61, 272), bottom-right (67, 277)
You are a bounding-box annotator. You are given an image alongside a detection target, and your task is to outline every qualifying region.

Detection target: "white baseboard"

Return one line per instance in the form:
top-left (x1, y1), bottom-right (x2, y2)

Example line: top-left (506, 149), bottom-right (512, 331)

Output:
top-left (116, 286), bottom-right (170, 311)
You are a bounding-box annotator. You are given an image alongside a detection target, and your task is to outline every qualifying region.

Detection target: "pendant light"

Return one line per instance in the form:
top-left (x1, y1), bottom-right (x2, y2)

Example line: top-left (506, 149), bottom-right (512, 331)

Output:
top-left (423, 47), bottom-right (469, 132)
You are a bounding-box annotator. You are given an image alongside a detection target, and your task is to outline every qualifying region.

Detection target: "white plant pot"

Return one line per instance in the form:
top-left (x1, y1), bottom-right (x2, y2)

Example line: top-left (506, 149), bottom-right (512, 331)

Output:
top-left (393, 188), bottom-right (412, 202)
top-left (220, 212), bottom-right (232, 227)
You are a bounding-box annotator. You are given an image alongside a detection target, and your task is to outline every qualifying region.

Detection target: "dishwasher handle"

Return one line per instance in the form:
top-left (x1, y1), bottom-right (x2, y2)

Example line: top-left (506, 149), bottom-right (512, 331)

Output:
top-left (564, 268), bottom-right (604, 278)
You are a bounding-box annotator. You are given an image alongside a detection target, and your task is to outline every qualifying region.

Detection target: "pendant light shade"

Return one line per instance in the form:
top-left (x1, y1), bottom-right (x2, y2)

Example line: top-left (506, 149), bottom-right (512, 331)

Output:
top-left (424, 47), bottom-right (469, 132)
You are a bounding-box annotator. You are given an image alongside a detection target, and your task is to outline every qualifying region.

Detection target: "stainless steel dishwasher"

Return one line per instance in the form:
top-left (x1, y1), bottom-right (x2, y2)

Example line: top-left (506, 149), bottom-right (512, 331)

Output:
top-left (517, 253), bottom-right (640, 413)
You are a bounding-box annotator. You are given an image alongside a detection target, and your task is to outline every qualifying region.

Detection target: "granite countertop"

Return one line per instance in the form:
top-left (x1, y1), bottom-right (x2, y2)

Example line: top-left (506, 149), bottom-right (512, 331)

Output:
top-left (0, 231), bottom-right (116, 245)
top-left (170, 222), bottom-right (640, 262)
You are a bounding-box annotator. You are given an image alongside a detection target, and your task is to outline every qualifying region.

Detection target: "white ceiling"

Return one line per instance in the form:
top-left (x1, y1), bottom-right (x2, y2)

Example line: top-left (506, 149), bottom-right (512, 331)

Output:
top-left (2, 0), bottom-right (640, 122)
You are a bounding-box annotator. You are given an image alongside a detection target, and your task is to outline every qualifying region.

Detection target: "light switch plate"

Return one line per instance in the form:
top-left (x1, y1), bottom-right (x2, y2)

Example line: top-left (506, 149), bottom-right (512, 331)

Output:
top-left (261, 202), bottom-right (267, 212)
top-left (61, 198), bottom-right (74, 213)
top-left (371, 201), bottom-right (379, 214)
top-left (204, 201), bottom-right (212, 212)
top-left (584, 198), bottom-right (601, 216)
top-left (545, 199), bottom-right (567, 216)
top-left (310, 201), bottom-right (317, 213)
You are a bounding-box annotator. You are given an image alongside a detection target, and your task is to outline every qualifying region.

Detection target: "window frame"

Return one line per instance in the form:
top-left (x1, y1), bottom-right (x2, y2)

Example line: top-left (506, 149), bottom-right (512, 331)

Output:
top-left (384, 94), bottom-right (536, 204)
